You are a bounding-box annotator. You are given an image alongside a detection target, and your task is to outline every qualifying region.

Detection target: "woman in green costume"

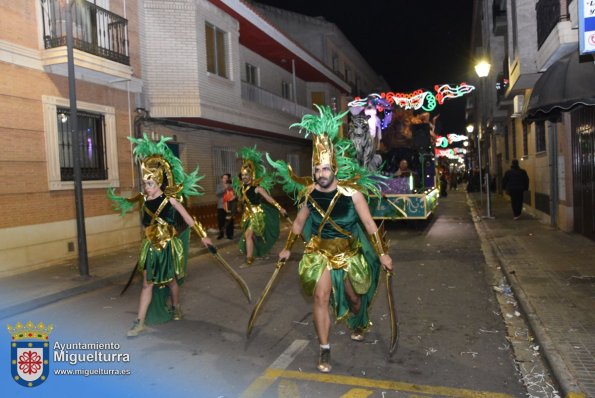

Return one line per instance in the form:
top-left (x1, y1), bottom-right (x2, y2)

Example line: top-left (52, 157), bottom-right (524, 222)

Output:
top-left (234, 147), bottom-right (287, 267)
top-left (268, 106), bottom-right (393, 373)
top-left (108, 134), bottom-right (212, 337)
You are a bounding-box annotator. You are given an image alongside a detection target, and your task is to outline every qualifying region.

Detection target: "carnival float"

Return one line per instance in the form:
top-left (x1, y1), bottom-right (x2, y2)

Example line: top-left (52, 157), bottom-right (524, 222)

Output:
top-left (347, 83), bottom-right (474, 220)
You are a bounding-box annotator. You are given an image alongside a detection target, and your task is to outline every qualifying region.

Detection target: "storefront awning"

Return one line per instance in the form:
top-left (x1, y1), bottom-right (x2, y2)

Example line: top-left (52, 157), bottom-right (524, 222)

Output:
top-left (525, 51), bottom-right (595, 121)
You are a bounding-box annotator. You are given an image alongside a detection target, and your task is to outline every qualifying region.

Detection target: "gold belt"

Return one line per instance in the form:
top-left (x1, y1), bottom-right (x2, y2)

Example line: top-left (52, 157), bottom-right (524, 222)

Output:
top-left (305, 236), bottom-right (358, 269)
top-left (145, 223), bottom-right (177, 250)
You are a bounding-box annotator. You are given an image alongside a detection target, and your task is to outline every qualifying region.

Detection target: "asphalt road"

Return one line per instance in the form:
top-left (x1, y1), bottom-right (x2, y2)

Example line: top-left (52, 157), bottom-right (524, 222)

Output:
top-left (6, 192), bottom-right (533, 397)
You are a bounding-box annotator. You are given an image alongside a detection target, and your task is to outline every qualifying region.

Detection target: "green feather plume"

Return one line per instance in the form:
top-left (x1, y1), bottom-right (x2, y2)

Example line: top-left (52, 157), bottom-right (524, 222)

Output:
top-left (268, 105), bottom-right (385, 201)
top-left (107, 133), bottom-right (204, 217)
top-left (237, 146), bottom-right (274, 192)
top-left (128, 133), bottom-right (204, 199)
top-left (290, 104), bottom-right (348, 140)
top-left (107, 188), bottom-right (137, 216)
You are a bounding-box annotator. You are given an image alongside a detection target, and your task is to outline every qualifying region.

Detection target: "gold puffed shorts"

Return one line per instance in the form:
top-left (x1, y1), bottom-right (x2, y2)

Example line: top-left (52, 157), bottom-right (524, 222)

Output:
top-left (242, 205), bottom-right (265, 237)
top-left (299, 236), bottom-right (371, 296)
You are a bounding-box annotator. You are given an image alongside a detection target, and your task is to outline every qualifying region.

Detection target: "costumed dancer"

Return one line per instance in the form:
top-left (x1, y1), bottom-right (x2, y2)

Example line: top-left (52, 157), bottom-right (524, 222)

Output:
top-left (266, 106), bottom-right (393, 373)
top-left (108, 134), bottom-right (212, 337)
top-left (233, 146), bottom-right (288, 267)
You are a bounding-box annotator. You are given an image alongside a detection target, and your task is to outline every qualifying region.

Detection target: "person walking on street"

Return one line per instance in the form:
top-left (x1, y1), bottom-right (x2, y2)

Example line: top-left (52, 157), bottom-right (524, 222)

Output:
top-left (108, 134), bottom-right (212, 337)
top-left (234, 147), bottom-right (287, 267)
top-left (268, 106), bottom-right (393, 373)
top-left (502, 159), bottom-right (529, 220)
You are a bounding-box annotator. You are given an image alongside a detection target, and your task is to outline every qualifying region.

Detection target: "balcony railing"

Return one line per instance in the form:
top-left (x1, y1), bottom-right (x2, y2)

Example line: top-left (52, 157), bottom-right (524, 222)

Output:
top-left (536, 0), bottom-right (563, 49)
top-left (241, 81), bottom-right (313, 118)
top-left (41, 0), bottom-right (129, 65)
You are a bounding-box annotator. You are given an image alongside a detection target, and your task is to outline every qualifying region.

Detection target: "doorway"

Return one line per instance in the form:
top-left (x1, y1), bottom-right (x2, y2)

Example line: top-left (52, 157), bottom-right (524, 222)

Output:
top-left (571, 106), bottom-right (595, 241)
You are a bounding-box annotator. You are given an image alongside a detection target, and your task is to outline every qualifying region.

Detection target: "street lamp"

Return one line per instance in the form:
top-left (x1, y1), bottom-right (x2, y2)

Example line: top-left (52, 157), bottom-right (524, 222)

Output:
top-left (474, 60), bottom-right (492, 218)
top-left (474, 61), bottom-right (491, 78)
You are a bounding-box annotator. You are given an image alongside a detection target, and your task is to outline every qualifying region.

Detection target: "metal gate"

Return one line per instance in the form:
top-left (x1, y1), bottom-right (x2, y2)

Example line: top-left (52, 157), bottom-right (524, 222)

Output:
top-left (571, 106), bottom-right (595, 241)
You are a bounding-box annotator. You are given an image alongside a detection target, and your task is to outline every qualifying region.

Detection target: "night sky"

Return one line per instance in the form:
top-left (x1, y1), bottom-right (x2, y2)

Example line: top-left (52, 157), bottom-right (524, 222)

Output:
top-left (252, 0), bottom-right (475, 134)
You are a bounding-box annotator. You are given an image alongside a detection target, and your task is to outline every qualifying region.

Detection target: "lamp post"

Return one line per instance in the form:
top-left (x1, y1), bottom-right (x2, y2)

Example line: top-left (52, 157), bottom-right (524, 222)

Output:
top-left (66, 0), bottom-right (90, 276)
top-left (474, 60), bottom-right (492, 218)
top-left (466, 123), bottom-right (482, 207)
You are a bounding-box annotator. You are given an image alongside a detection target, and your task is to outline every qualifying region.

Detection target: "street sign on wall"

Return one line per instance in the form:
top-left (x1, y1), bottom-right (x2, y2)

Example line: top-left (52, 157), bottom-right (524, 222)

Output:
top-left (579, 0), bottom-right (595, 54)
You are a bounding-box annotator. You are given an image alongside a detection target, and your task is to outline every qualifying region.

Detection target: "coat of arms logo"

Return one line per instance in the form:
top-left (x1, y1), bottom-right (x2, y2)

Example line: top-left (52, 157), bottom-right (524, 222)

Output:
top-left (7, 321), bottom-right (53, 387)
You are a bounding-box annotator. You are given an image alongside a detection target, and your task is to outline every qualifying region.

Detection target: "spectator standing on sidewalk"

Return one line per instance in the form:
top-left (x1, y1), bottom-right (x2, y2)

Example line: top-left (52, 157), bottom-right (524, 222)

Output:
top-left (502, 159), bottom-right (529, 220)
top-left (216, 174), bottom-right (230, 240)
top-left (222, 173), bottom-right (237, 239)
top-left (216, 173), bottom-right (236, 240)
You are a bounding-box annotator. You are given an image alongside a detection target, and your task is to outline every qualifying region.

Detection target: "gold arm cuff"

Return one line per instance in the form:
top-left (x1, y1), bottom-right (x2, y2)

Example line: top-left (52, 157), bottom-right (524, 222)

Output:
top-left (369, 228), bottom-right (388, 257)
top-left (192, 218), bottom-right (208, 239)
top-left (284, 231), bottom-right (299, 251)
top-left (272, 200), bottom-right (283, 212)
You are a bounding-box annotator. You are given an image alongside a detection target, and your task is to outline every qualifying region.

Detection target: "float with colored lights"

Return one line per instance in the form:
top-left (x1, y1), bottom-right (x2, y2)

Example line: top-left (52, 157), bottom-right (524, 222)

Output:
top-left (347, 84), bottom-right (473, 220)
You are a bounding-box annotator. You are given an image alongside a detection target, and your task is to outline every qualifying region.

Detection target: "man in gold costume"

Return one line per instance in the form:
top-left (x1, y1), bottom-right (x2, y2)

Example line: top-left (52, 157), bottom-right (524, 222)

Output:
top-left (269, 106), bottom-right (393, 373)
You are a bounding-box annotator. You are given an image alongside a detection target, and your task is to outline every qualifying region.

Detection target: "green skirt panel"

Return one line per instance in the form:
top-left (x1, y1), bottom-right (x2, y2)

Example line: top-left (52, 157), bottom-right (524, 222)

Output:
top-left (137, 228), bottom-right (190, 325)
top-left (239, 203), bottom-right (280, 257)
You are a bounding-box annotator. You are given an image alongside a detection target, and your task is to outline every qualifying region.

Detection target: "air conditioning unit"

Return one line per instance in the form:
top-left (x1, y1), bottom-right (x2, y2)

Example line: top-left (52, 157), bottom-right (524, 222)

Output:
top-left (511, 95), bottom-right (525, 118)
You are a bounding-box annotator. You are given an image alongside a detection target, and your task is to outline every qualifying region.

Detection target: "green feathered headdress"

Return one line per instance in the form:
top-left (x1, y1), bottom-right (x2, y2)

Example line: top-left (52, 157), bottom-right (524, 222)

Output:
top-left (107, 133), bottom-right (204, 216)
top-left (267, 105), bottom-right (384, 203)
top-left (234, 146), bottom-right (274, 193)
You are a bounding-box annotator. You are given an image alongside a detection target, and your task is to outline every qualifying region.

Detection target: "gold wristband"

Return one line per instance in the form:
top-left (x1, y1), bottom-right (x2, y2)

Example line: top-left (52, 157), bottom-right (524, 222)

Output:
top-left (369, 227), bottom-right (388, 257)
top-left (192, 218), bottom-right (208, 239)
top-left (284, 231), bottom-right (298, 251)
top-left (272, 200), bottom-right (283, 212)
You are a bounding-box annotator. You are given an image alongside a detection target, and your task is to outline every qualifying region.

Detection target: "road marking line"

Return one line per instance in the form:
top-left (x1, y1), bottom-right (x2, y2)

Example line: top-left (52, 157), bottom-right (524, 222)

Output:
top-left (241, 338), bottom-right (514, 398)
top-left (260, 369), bottom-right (514, 398)
top-left (341, 388), bottom-right (374, 397)
top-left (240, 339), bottom-right (308, 398)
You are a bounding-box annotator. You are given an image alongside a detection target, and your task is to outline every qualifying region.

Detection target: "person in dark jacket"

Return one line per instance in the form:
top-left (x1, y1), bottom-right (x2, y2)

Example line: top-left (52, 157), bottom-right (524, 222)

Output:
top-left (502, 159), bottom-right (529, 220)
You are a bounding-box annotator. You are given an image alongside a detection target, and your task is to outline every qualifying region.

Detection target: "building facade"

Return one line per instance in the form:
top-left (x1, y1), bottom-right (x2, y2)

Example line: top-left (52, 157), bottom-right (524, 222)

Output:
top-left (0, 0), bottom-right (142, 276)
top-left (0, 0), bottom-right (388, 275)
top-left (469, 0), bottom-right (595, 241)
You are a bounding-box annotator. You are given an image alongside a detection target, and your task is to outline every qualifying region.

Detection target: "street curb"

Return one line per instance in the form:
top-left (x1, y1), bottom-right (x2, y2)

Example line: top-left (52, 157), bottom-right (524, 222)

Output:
top-left (0, 237), bottom-right (240, 321)
top-left (466, 194), bottom-right (585, 398)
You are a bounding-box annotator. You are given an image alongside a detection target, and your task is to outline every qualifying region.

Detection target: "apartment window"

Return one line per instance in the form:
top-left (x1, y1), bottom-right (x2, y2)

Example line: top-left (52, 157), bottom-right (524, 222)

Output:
top-left (213, 146), bottom-right (237, 180)
top-left (522, 122), bottom-right (529, 157)
top-left (287, 153), bottom-right (300, 174)
top-left (205, 23), bottom-right (228, 78)
top-left (332, 52), bottom-right (339, 72)
top-left (345, 66), bottom-right (351, 83)
top-left (535, 120), bottom-right (546, 153)
top-left (57, 108), bottom-right (107, 181)
top-left (43, 96), bottom-right (119, 190)
top-left (245, 63), bottom-right (258, 85)
top-left (281, 81), bottom-right (292, 100)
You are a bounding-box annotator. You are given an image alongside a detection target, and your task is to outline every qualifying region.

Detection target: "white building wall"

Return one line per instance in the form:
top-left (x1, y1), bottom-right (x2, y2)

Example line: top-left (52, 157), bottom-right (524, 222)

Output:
top-left (240, 47), bottom-right (307, 106)
top-left (141, 0), bottom-right (316, 137)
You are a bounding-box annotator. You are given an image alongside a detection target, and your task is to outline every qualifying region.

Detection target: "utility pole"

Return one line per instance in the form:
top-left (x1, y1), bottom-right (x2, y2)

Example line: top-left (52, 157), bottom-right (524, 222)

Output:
top-left (66, 0), bottom-right (89, 277)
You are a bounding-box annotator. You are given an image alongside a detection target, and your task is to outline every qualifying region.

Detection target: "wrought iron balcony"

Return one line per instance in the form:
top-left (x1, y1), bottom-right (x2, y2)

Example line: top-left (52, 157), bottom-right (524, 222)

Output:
top-left (41, 0), bottom-right (129, 65)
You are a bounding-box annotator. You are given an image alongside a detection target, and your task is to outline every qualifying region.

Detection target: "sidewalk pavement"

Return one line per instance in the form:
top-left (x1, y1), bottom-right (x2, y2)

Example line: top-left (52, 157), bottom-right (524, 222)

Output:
top-left (0, 232), bottom-right (240, 321)
top-left (467, 191), bottom-right (594, 398)
top-left (1, 194), bottom-right (593, 397)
